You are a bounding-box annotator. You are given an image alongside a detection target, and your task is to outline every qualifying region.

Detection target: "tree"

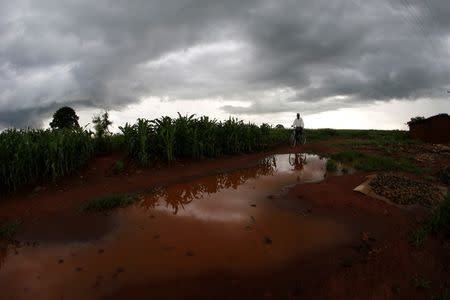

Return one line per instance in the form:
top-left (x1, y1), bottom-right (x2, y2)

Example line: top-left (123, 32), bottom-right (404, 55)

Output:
top-left (49, 106), bottom-right (80, 130)
top-left (408, 116), bottom-right (425, 125)
top-left (92, 111), bottom-right (113, 153)
top-left (275, 124), bottom-right (285, 129)
top-left (92, 111), bottom-right (112, 139)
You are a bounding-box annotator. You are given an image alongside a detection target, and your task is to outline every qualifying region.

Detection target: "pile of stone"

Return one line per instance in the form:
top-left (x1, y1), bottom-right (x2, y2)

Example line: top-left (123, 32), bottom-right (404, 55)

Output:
top-left (428, 144), bottom-right (450, 154)
top-left (369, 173), bottom-right (443, 206)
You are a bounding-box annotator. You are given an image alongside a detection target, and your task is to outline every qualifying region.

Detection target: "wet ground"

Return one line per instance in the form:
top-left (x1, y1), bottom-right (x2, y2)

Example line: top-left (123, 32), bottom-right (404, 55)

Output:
top-left (0, 154), bottom-right (359, 300)
top-left (2, 143), bottom-right (450, 300)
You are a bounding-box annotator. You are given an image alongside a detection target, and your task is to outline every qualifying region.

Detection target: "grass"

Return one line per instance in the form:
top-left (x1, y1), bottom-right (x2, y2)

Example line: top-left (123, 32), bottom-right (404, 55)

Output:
top-left (326, 159), bottom-right (338, 172)
top-left (413, 275), bottom-right (432, 289)
top-left (305, 128), bottom-right (339, 141)
top-left (0, 220), bottom-right (20, 241)
top-left (427, 194), bottom-right (450, 237)
top-left (409, 226), bottom-right (428, 247)
top-left (330, 150), bottom-right (365, 163)
top-left (330, 151), bottom-right (421, 173)
top-left (113, 160), bottom-right (125, 174)
top-left (410, 194), bottom-right (450, 247)
top-left (80, 193), bottom-right (140, 213)
top-left (305, 128), bottom-right (416, 144)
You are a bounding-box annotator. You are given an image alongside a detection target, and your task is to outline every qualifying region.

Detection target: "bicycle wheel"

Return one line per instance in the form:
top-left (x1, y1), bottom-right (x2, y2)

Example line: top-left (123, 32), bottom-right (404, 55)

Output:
top-left (299, 153), bottom-right (307, 162)
top-left (290, 132), bottom-right (296, 148)
top-left (300, 134), bottom-right (306, 145)
top-left (288, 152), bottom-right (296, 165)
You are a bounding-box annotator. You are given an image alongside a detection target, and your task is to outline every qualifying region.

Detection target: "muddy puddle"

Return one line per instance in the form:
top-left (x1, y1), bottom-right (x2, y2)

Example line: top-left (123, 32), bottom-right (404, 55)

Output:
top-left (0, 154), bottom-right (354, 299)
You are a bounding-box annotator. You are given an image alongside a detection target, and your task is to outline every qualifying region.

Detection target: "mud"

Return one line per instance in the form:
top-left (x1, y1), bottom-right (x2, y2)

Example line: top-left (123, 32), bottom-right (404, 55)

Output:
top-left (1, 147), bottom-right (449, 300)
top-left (0, 154), bottom-right (360, 300)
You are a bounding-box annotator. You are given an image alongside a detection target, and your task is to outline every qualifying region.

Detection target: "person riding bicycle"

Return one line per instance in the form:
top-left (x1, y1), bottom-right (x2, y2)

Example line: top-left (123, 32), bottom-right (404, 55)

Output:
top-left (292, 113), bottom-right (304, 144)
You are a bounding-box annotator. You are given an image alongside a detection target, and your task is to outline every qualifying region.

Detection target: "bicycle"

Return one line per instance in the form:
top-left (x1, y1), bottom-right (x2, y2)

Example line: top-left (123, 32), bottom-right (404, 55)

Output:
top-left (289, 127), bottom-right (306, 148)
top-left (288, 152), bottom-right (307, 168)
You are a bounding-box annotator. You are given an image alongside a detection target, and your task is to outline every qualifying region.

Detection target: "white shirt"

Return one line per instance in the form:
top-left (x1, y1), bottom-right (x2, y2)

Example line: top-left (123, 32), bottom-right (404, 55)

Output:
top-left (292, 117), bottom-right (304, 128)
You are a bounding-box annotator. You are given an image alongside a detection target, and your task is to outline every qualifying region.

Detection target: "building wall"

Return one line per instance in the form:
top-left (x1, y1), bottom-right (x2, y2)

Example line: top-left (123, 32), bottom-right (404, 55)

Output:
top-left (409, 116), bottom-right (450, 143)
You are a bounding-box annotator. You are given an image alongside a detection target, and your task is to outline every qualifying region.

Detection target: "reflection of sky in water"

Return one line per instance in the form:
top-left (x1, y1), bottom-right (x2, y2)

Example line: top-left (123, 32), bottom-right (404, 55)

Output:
top-left (137, 154), bottom-right (326, 223)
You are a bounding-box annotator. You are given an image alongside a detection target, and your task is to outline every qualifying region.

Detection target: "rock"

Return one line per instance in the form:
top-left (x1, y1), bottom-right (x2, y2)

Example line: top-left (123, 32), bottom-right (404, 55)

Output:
top-left (369, 173), bottom-right (443, 206)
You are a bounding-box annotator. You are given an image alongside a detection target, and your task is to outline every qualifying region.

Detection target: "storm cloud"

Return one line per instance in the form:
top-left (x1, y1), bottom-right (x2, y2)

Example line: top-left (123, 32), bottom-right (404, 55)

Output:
top-left (1, 0), bottom-right (449, 127)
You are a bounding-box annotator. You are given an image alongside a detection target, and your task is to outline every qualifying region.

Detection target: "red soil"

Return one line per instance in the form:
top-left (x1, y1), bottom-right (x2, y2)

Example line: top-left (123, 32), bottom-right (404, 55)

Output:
top-left (0, 148), bottom-right (286, 237)
top-left (0, 143), bottom-right (449, 299)
top-left (105, 174), bottom-right (450, 300)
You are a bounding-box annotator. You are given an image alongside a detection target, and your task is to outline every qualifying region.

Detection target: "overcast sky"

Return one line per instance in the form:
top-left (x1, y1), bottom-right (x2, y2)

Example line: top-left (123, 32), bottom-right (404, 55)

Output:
top-left (1, 0), bottom-right (449, 130)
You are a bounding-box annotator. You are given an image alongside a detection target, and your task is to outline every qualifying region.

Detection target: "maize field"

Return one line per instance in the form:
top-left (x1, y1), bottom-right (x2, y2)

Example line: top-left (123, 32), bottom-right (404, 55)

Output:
top-left (0, 115), bottom-right (288, 194)
top-left (120, 114), bottom-right (289, 165)
top-left (0, 129), bottom-right (94, 194)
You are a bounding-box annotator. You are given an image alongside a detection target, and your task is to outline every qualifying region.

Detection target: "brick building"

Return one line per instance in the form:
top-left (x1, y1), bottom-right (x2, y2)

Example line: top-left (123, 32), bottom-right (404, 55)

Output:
top-left (407, 114), bottom-right (450, 144)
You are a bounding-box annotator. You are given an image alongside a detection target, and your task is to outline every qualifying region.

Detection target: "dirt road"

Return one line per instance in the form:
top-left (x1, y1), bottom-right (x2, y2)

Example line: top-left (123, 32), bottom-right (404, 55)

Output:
top-left (0, 142), bottom-right (449, 299)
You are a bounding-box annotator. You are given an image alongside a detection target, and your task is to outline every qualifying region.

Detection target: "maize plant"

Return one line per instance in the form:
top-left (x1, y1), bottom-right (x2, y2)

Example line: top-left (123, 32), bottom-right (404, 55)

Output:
top-left (153, 117), bottom-right (176, 163)
top-left (0, 128), bottom-right (94, 195)
top-left (121, 115), bottom-right (289, 166)
top-left (0, 114), bottom-right (288, 195)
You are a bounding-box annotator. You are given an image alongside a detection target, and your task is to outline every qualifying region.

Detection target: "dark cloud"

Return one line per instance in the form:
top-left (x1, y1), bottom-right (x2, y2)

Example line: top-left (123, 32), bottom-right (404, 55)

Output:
top-left (1, 0), bottom-right (449, 127)
top-left (0, 99), bottom-right (94, 128)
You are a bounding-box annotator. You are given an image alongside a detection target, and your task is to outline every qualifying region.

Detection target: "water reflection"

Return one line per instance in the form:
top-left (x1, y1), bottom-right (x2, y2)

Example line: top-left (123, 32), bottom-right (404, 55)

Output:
top-left (288, 153), bottom-right (307, 171)
top-left (138, 154), bottom-right (326, 216)
top-left (140, 156), bottom-right (278, 214)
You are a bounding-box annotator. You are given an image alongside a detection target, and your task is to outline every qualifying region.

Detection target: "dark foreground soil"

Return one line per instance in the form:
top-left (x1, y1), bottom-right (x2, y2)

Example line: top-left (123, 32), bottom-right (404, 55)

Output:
top-left (1, 139), bottom-right (449, 299)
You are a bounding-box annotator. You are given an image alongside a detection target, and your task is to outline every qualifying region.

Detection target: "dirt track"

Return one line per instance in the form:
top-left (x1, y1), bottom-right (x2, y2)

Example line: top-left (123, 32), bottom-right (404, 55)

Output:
top-left (1, 140), bottom-right (449, 299)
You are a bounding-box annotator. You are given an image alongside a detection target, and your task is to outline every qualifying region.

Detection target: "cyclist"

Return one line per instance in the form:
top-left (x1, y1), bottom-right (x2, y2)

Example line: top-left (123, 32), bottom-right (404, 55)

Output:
top-left (291, 113), bottom-right (304, 144)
